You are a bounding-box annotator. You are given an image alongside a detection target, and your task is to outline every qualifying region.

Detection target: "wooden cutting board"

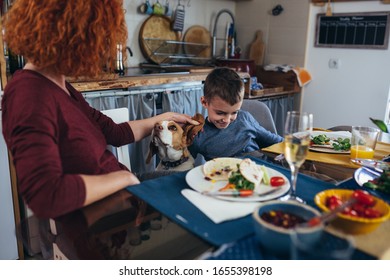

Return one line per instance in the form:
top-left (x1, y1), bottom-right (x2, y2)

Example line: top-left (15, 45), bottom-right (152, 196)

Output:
top-left (183, 25), bottom-right (211, 65)
top-left (249, 30), bottom-right (265, 66)
top-left (139, 15), bottom-right (180, 64)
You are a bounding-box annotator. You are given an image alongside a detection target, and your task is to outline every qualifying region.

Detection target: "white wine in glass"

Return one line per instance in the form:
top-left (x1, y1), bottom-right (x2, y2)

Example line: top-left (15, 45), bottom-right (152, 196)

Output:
top-left (283, 111), bottom-right (313, 203)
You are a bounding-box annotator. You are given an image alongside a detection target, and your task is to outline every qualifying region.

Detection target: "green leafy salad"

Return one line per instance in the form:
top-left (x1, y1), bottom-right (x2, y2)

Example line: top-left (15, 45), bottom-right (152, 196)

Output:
top-left (311, 134), bottom-right (351, 151)
top-left (363, 170), bottom-right (390, 194)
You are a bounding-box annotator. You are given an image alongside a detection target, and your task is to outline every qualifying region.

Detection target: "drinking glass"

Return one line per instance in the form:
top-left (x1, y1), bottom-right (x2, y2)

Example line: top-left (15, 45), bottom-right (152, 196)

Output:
top-left (283, 111), bottom-right (313, 203)
top-left (350, 126), bottom-right (380, 160)
top-left (290, 229), bottom-right (355, 260)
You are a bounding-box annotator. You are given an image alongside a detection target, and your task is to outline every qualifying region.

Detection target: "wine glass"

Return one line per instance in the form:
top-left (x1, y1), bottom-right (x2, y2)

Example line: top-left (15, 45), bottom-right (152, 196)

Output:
top-left (283, 111), bottom-right (313, 203)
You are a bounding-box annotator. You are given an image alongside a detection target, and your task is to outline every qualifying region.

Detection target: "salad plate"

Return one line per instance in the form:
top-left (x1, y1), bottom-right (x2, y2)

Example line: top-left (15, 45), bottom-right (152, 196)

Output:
top-left (309, 131), bottom-right (352, 154)
top-left (354, 167), bottom-right (378, 187)
top-left (185, 164), bottom-right (290, 202)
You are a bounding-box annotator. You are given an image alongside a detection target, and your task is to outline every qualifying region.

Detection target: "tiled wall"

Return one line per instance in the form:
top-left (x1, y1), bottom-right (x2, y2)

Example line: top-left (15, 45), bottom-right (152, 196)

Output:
top-left (123, 0), bottom-right (309, 67)
top-left (236, 0), bottom-right (310, 67)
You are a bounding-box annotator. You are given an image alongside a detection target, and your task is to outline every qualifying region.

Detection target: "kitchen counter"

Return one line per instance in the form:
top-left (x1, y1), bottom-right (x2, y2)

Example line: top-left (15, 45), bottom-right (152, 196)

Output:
top-left (69, 70), bottom-right (251, 93)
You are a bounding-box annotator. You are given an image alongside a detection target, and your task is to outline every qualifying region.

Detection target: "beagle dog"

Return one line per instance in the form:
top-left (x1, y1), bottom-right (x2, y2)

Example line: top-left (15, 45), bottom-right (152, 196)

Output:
top-left (146, 113), bottom-right (205, 171)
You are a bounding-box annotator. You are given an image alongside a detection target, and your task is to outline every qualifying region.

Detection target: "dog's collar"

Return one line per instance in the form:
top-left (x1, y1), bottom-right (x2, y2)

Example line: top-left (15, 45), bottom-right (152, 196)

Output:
top-left (161, 157), bottom-right (189, 170)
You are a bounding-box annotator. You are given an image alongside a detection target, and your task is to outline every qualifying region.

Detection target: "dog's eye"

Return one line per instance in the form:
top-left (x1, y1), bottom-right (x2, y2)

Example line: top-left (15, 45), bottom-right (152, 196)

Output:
top-left (168, 125), bottom-right (177, 131)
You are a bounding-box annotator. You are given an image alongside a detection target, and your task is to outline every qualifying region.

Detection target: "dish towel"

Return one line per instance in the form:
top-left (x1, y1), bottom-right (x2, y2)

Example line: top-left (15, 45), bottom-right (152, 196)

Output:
top-left (292, 67), bottom-right (312, 87)
top-left (181, 189), bottom-right (261, 224)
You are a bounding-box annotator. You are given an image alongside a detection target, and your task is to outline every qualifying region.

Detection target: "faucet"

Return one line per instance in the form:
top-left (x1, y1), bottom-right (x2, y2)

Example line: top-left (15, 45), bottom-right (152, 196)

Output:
top-left (212, 9), bottom-right (235, 59)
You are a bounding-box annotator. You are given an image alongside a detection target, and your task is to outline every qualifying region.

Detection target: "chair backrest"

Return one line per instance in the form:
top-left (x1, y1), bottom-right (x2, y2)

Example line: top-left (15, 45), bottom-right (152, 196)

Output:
top-left (241, 100), bottom-right (278, 134)
top-left (327, 125), bottom-right (352, 132)
top-left (101, 108), bottom-right (132, 171)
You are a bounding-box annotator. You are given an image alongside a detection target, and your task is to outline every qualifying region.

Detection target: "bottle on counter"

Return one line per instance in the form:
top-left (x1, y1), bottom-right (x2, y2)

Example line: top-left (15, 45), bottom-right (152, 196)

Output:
top-left (115, 44), bottom-right (125, 76)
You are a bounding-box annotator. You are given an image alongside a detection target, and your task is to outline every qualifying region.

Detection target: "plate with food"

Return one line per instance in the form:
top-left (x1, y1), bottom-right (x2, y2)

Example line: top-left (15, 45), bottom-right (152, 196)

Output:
top-left (354, 167), bottom-right (390, 194)
top-left (185, 157), bottom-right (290, 202)
top-left (309, 131), bottom-right (352, 154)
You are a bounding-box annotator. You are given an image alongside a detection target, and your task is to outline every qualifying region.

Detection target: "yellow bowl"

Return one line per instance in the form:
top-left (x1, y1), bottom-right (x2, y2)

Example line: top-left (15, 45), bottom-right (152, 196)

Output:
top-left (314, 189), bottom-right (390, 235)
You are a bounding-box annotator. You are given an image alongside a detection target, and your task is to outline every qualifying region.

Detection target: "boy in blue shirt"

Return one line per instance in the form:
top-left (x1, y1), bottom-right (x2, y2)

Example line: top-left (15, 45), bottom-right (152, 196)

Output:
top-left (189, 67), bottom-right (284, 161)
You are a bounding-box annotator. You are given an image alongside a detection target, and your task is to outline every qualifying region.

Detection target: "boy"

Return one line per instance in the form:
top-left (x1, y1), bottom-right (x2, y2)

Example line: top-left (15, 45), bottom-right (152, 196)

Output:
top-left (189, 67), bottom-right (284, 161)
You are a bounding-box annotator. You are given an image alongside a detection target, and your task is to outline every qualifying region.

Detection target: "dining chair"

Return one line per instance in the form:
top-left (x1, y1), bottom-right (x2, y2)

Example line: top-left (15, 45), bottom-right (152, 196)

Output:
top-left (241, 100), bottom-right (278, 134)
top-left (49, 107), bottom-right (132, 260)
top-left (101, 107), bottom-right (132, 170)
top-left (327, 125), bottom-right (352, 132)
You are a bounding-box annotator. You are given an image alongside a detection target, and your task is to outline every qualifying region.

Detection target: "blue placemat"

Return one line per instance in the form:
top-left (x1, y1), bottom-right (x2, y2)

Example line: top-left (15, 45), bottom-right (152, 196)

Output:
top-left (205, 233), bottom-right (375, 260)
top-left (126, 157), bottom-right (338, 247)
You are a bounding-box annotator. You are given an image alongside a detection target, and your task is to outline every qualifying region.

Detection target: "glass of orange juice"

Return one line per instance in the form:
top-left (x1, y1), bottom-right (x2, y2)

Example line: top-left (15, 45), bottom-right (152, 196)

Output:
top-left (350, 126), bottom-right (380, 160)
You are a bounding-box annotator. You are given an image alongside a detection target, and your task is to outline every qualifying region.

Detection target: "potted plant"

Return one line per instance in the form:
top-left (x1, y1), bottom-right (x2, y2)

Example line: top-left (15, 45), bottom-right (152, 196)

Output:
top-left (370, 118), bottom-right (390, 143)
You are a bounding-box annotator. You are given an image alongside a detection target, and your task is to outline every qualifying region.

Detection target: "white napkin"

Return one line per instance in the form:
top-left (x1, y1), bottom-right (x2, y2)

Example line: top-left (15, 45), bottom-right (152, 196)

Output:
top-left (181, 189), bottom-right (261, 224)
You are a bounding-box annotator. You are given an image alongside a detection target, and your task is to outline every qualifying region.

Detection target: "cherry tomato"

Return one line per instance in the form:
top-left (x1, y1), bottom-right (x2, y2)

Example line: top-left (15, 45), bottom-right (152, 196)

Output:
top-left (364, 208), bottom-right (382, 218)
top-left (351, 203), bottom-right (367, 216)
top-left (343, 209), bottom-right (359, 217)
top-left (270, 176), bottom-right (285, 187)
top-left (326, 195), bottom-right (343, 210)
top-left (352, 190), bottom-right (375, 207)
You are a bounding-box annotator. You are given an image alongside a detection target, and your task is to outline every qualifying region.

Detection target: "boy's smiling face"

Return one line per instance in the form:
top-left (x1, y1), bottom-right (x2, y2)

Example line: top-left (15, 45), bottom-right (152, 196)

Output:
top-left (201, 96), bottom-right (243, 129)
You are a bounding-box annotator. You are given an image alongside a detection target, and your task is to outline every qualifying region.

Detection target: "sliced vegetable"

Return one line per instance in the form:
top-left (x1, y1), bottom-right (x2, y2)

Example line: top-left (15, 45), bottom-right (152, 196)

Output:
top-left (260, 165), bottom-right (270, 185)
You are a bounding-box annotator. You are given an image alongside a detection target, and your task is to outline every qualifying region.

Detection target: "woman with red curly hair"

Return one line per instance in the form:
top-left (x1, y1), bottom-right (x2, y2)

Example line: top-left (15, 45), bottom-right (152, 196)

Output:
top-left (1, 0), bottom-right (197, 219)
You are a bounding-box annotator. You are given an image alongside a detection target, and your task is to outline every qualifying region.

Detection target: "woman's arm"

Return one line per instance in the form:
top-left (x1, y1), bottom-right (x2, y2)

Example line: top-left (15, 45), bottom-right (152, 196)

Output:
top-left (128, 112), bottom-right (199, 142)
top-left (80, 170), bottom-right (140, 207)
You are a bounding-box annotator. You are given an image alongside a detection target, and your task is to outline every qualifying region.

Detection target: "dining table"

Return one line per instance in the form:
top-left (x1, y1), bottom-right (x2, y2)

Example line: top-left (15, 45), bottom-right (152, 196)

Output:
top-left (30, 138), bottom-right (390, 260)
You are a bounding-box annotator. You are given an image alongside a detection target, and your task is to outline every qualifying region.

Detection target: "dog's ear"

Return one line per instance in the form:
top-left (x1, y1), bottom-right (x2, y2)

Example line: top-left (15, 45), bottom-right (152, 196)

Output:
top-left (182, 113), bottom-right (205, 146)
top-left (146, 138), bottom-right (158, 164)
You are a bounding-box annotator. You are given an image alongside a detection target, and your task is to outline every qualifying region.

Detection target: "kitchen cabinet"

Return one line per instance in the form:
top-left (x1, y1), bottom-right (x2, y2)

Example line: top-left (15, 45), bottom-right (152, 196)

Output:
top-left (83, 81), bottom-right (206, 175)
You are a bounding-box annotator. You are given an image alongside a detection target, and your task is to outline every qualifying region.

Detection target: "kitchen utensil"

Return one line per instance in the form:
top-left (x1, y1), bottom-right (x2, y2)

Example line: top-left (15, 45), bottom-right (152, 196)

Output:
top-left (202, 188), bottom-right (281, 197)
top-left (183, 25), bottom-right (211, 65)
top-left (301, 197), bottom-right (357, 227)
top-left (164, 0), bottom-right (172, 17)
top-left (249, 30), bottom-right (265, 66)
top-left (153, 0), bottom-right (165, 15)
top-left (139, 15), bottom-right (180, 64)
top-left (138, 0), bottom-right (153, 15)
top-left (172, 1), bottom-right (185, 32)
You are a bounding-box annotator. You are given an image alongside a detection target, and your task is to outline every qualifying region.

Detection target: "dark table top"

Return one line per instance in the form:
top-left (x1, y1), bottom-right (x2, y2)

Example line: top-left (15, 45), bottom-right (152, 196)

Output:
top-left (32, 153), bottom-right (390, 260)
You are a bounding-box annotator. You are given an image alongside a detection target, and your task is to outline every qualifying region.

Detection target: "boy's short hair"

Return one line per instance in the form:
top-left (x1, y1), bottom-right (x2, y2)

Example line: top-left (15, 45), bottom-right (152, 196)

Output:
top-left (203, 67), bottom-right (244, 105)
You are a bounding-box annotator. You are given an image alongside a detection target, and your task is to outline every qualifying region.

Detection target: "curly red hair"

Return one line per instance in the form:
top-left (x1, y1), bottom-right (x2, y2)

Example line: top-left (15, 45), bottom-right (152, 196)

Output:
top-left (3, 0), bottom-right (128, 78)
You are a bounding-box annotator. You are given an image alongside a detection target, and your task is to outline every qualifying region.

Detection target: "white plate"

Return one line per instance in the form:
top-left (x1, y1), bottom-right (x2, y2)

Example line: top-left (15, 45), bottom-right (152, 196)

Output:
top-left (354, 167), bottom-right (378, 187)
top-left (185, 165), bottom-right (290, 202)
top-left (310, 131), bottom-right (352, 154)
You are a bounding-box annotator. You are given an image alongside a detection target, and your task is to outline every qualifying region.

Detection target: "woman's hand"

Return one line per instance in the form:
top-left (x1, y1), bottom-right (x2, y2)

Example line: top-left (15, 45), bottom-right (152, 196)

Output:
top-left (128, 112), bottom-right (200, 141)
top-left (81, 170), bottom-right (140, 208)
top-left (161, 112), bottom-right (200, 126)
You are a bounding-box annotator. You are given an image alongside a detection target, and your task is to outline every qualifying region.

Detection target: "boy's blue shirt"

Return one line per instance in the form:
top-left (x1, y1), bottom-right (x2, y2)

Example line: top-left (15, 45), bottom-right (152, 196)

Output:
top-left (189, 110), bottom-right (284, 161)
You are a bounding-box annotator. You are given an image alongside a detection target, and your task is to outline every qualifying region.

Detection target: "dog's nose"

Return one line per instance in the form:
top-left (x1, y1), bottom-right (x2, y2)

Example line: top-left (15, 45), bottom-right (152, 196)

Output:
top-left (154, 123), bottom-right (163, 131)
